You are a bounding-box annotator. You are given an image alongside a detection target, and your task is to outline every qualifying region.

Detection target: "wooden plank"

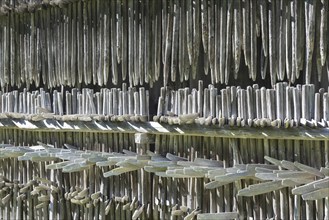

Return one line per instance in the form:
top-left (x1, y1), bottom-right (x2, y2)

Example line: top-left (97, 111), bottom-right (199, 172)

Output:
top-left (0, 119), bottom-right (327, 141)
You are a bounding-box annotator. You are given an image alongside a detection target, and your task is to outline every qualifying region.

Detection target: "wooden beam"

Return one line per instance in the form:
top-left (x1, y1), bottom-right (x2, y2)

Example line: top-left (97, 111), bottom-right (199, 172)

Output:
top-left (0, 118), bottom-right (327, 141)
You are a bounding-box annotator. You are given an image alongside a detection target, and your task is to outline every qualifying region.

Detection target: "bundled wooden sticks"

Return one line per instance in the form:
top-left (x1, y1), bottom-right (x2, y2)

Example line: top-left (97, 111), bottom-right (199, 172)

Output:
top-left (1, 145), bottom-right (327, 201)
top-left (0, 0), bottom-right (328, 88)
top-left (0, 143), bottom-right (327, 219)
top-left (155, 81), bottom-right (329, 128)
top-left (0, 84), bottom-right (149, 122)
top-left (0, 0), bottom-right (328, 219)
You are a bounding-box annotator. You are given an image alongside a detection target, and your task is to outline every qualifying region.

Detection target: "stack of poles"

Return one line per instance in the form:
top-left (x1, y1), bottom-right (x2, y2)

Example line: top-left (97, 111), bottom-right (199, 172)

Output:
top-left (0, 84), bottom-right (149, 122)
top-left (0, 0), bottom-right (327, 219)
top-left (0, 0), bottom-right (327, 88)
top-left (156, 81), bottom-right (329, 128)
top-left (0, 131), bottom-right (327, 219)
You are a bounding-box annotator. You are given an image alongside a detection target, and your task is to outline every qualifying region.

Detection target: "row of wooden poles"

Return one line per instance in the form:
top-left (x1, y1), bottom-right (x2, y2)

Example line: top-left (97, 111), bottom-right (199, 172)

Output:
top-left (0, 129), bottom-right (327, 219)
top-left (0, 84), bottom-right (149, 120)
top-left (0, 0), bottom-right (328, 88)
top-left (156, 81), bottom-right (329, 127)
top-left (0, 81), bottom-right (328, 128)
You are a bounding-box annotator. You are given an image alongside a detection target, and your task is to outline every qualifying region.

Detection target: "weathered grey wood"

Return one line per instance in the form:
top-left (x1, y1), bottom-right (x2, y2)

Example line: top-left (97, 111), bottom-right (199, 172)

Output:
top-left (0, 0), bottom-right (328, 89)
top-left (191, 0), bottom-right (201, 80)
top-left (246, 86), bottom-right (253, 122)
top-left (201, 0), bottom-right (208, 55)
top-left (0, 2), bottom-right (329, 219)
top-left (250, 0), bottom-right (257, 81)
top-left (207, 0), bottom-right (215, 82)
top-left (233, 0), bottom-right (241, 78)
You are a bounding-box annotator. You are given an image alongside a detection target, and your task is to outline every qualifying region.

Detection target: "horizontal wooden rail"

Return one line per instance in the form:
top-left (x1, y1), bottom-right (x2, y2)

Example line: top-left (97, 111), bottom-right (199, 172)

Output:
top-left (0, 118), bottom-right (328, 141)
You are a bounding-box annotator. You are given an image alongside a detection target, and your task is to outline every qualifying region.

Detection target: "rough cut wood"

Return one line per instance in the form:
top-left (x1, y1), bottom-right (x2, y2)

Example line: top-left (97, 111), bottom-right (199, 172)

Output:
top-left (0, 0), bottom-right (327, 88)
top-left (0, 1), bottom-right (328, 219)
